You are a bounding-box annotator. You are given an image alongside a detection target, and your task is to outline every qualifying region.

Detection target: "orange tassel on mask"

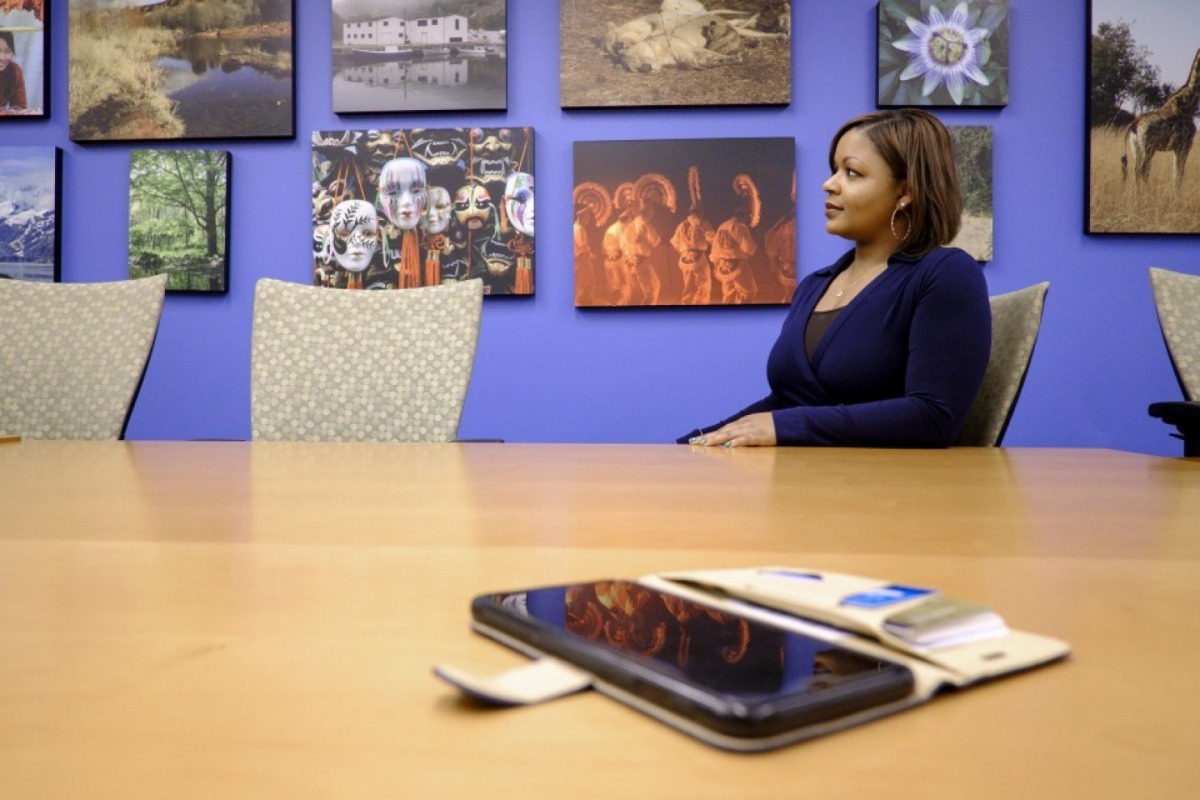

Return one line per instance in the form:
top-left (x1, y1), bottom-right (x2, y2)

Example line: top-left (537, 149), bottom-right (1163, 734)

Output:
top-left (399, 229), bottom-right (421, 289)
top-left (511, 235), bottom-right (534, 295)
top-left (515, 259), bottom-right (532, 294)
top-left (424, 234), bottom-right (444, 286)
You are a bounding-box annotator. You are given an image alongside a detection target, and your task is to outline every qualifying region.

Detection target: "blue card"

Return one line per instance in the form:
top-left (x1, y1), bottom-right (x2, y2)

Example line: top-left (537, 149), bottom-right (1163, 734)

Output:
top-left (840, 584), bottom-right (935, 608)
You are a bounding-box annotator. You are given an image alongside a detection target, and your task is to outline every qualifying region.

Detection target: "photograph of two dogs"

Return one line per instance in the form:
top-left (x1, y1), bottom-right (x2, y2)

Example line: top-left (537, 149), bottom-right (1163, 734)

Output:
top-left (561, 0), bottom-right (792, 108)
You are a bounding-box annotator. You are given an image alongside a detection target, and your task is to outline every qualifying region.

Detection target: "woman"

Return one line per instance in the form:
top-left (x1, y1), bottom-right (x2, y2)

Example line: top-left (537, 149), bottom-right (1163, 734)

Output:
top-left (680, 109), bottom-right (990, 448)
top-left (0, 31), bottom-right (28, 111)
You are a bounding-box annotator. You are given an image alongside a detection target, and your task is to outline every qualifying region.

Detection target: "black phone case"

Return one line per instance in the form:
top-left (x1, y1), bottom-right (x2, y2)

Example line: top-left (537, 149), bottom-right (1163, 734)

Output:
top-left (452, 569), bottom-right (1070, 752)
top-left (470, 586), bottom-right (916, 748)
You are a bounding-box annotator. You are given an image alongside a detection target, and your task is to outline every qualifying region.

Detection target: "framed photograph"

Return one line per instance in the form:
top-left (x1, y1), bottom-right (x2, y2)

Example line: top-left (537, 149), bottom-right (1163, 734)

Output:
top-left (948, 125), bottom-right (993, 262)
top-left (573, 137), bottom-right (796, 307)
top-left (1, 0), bottom-right (46, 119)
top-left (877, 0), bottom-right (1009, 108)
top-left (331, 0), bottom-right (507, 114)
top-left (560, 0), bottom-right (791, 109)
top-left (128, 149), bottom-right (231, 294)
top-left (68, 0), bottom-right (294, 142)
top-left (1087, 0), bottom-right (1200, 234)
top-left (312, 127), bottom-right (535, 296)
top-left (0, 146), bottom-right (60, 282)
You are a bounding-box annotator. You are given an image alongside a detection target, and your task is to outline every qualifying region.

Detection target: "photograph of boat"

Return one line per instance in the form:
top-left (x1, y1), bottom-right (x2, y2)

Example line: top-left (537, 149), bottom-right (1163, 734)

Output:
top-left (349, 44), bottom-right (416, 61)
top-left (332, 0), bottom-right (506, 113)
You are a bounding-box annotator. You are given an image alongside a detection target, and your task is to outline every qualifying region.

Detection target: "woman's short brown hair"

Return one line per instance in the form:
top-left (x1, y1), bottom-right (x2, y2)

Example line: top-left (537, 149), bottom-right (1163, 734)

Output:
top-left (827, 109), bottom-right (962, 257)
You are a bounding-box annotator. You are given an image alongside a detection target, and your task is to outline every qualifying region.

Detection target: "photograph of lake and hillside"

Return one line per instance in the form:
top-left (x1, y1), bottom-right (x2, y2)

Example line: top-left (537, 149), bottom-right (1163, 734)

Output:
top-left (0, 147), bottom-right (60, 283)
top-left (332, 0), bottom-right (507, 113)
top-left (68, 0), bottom-right (293, 141)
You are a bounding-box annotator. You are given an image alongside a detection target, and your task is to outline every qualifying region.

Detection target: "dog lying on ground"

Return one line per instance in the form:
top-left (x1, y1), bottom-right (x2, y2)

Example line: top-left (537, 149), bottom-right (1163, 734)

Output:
top-left (748, 1), bottom-right (791, 41)
top-left (619, 16), bottom-right (745, 73)
top-left (603, 1), bottom-right (789, 71)
top-left (603, 10), bottom-right (695, 55)
top-left (702, 18), bottom-right (742, 53)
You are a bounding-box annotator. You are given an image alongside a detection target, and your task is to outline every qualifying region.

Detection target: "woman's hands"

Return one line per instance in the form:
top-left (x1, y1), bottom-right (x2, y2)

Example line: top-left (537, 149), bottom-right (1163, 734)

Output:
top-left (688, 413), bottom-right (777, 448)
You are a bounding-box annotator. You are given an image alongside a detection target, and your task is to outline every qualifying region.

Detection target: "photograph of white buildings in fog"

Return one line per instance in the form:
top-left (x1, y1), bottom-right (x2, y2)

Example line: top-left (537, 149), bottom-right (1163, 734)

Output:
top-left (332, 0), bottom-right (507, 113)
top-left (0, 147), bottom-right (59, 283)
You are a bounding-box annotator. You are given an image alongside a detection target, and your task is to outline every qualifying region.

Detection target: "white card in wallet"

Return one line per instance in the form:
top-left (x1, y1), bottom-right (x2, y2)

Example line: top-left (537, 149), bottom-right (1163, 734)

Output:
top-left (650, 566), bottom-right (1069, 684)
top-left (882, 596), bottom-right (1009, 649)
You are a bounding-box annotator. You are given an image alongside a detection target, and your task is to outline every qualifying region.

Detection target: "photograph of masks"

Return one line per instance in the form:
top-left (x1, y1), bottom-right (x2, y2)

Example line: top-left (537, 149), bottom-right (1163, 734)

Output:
top-left (312, 127), bottom-right (534, 295)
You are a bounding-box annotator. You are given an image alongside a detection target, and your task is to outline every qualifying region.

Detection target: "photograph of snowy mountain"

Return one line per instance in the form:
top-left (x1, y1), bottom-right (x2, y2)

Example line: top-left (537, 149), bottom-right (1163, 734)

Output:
top-left (0, 146), bottom-right (60, 282)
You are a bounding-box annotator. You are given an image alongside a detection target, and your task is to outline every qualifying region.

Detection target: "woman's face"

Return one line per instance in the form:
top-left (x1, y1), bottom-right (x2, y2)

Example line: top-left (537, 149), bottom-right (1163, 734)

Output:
top-left (821, 129), bottom-right (906, 246)
top-left (0, 39), bottom-right (13, 72)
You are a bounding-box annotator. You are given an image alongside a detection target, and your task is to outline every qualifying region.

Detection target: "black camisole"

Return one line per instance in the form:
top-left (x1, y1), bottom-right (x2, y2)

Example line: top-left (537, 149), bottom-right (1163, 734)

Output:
top-left (805, 307), bottom-right (844, 360)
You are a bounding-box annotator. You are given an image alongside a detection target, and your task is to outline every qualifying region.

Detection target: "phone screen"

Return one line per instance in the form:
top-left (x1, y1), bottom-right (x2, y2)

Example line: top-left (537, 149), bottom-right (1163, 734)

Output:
top-left (475, 580), bottom-right (910, 706)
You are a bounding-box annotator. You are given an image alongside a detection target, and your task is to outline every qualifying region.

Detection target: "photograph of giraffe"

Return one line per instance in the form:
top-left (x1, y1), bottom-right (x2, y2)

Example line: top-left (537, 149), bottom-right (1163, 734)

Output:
top-left (1088, 0), bottom-right (1200, 233)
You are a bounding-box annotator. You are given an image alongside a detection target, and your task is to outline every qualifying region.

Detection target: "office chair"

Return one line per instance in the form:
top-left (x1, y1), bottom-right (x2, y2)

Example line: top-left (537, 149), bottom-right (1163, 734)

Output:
top-left (0, 274), bottom-right (168, 439)
top-left (251, 278), bottom-right (483, 442)
top-left (955, 282), bottom-right (1050, 447)
top-left (1147, 267), bottom-right (1200, 457)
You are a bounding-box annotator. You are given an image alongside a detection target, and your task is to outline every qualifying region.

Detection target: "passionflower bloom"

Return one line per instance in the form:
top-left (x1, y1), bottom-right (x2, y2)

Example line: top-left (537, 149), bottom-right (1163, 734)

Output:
top-left (892, 2), bottom-right (990, 105)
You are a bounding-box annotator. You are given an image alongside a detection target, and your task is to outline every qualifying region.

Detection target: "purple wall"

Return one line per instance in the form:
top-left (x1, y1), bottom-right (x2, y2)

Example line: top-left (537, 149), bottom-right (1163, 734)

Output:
top-left (10, 2), bottom-right (1197, 454)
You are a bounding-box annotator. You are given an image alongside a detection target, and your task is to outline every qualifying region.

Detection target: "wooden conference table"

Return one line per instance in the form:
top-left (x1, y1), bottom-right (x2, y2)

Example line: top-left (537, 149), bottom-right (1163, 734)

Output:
top-left (1, 441), bottom-right (1197, 798)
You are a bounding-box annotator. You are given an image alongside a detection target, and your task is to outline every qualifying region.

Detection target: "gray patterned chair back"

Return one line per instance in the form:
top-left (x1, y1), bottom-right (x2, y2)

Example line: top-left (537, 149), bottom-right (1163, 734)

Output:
top-left (0, 274), bottom-right (168, 440)
top-left (1149, 267), bottom-right (1200, 400)
top-left (251, 278), bottom-right (483, 442)
top-left (955, 282), bottom-right (1049, 447)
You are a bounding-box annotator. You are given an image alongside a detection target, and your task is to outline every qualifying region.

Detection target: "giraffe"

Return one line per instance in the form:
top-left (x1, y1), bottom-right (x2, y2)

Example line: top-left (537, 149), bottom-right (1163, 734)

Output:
top-left (1123, 48), bottom-right (1200, 188)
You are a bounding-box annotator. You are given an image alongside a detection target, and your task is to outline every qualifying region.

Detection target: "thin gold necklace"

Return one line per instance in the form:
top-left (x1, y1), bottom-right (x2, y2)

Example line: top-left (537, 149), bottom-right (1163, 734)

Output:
top-left (834, 269), bottom-right (867, 298)
top-left (834, 262), bottom-right (887, 299)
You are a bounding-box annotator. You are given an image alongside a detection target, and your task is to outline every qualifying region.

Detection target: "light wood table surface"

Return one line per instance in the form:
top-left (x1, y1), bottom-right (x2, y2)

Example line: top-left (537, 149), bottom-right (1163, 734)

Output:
top-left (1, 442), bottom-right (1197, 798)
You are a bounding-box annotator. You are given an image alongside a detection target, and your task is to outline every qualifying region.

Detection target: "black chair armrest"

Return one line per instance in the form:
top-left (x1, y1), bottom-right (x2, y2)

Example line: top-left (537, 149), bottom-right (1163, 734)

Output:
top-left (1148, 401), bottom-right (1200, 457)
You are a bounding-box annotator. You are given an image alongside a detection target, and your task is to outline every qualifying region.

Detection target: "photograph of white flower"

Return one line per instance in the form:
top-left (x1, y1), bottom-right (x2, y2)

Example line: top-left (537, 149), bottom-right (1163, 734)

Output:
top-left (877, 0), bottom-right (1009, 108)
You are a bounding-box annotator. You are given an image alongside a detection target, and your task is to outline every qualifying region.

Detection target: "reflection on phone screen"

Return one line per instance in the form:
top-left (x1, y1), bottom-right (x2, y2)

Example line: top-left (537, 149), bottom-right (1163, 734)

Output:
top-left (504, 580), bottom-right (892, 699)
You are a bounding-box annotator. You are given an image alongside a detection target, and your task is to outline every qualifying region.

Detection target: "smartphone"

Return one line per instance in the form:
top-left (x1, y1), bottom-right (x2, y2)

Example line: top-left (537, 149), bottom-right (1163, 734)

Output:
top-left (470, 579), bottom-right (916, 751)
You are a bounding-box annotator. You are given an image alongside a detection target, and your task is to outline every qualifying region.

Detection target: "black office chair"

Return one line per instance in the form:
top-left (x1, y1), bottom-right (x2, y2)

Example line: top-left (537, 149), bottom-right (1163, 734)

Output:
top-left (1147, 267), bottom-right (1200, 457)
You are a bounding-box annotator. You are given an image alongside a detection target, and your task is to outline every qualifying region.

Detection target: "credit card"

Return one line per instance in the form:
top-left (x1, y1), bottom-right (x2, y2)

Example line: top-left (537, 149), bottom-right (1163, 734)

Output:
top-left (839, 584), bottom-right (935, 608)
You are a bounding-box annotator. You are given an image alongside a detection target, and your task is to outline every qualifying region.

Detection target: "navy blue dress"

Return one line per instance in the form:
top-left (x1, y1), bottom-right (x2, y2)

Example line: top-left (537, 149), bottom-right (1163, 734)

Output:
top-left (682, 246), bottom-right (991, 447)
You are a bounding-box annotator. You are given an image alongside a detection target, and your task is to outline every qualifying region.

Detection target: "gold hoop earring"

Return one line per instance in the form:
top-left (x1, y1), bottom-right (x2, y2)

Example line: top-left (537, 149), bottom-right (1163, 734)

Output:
top-left (890, 206), bottom-right (908, 242)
